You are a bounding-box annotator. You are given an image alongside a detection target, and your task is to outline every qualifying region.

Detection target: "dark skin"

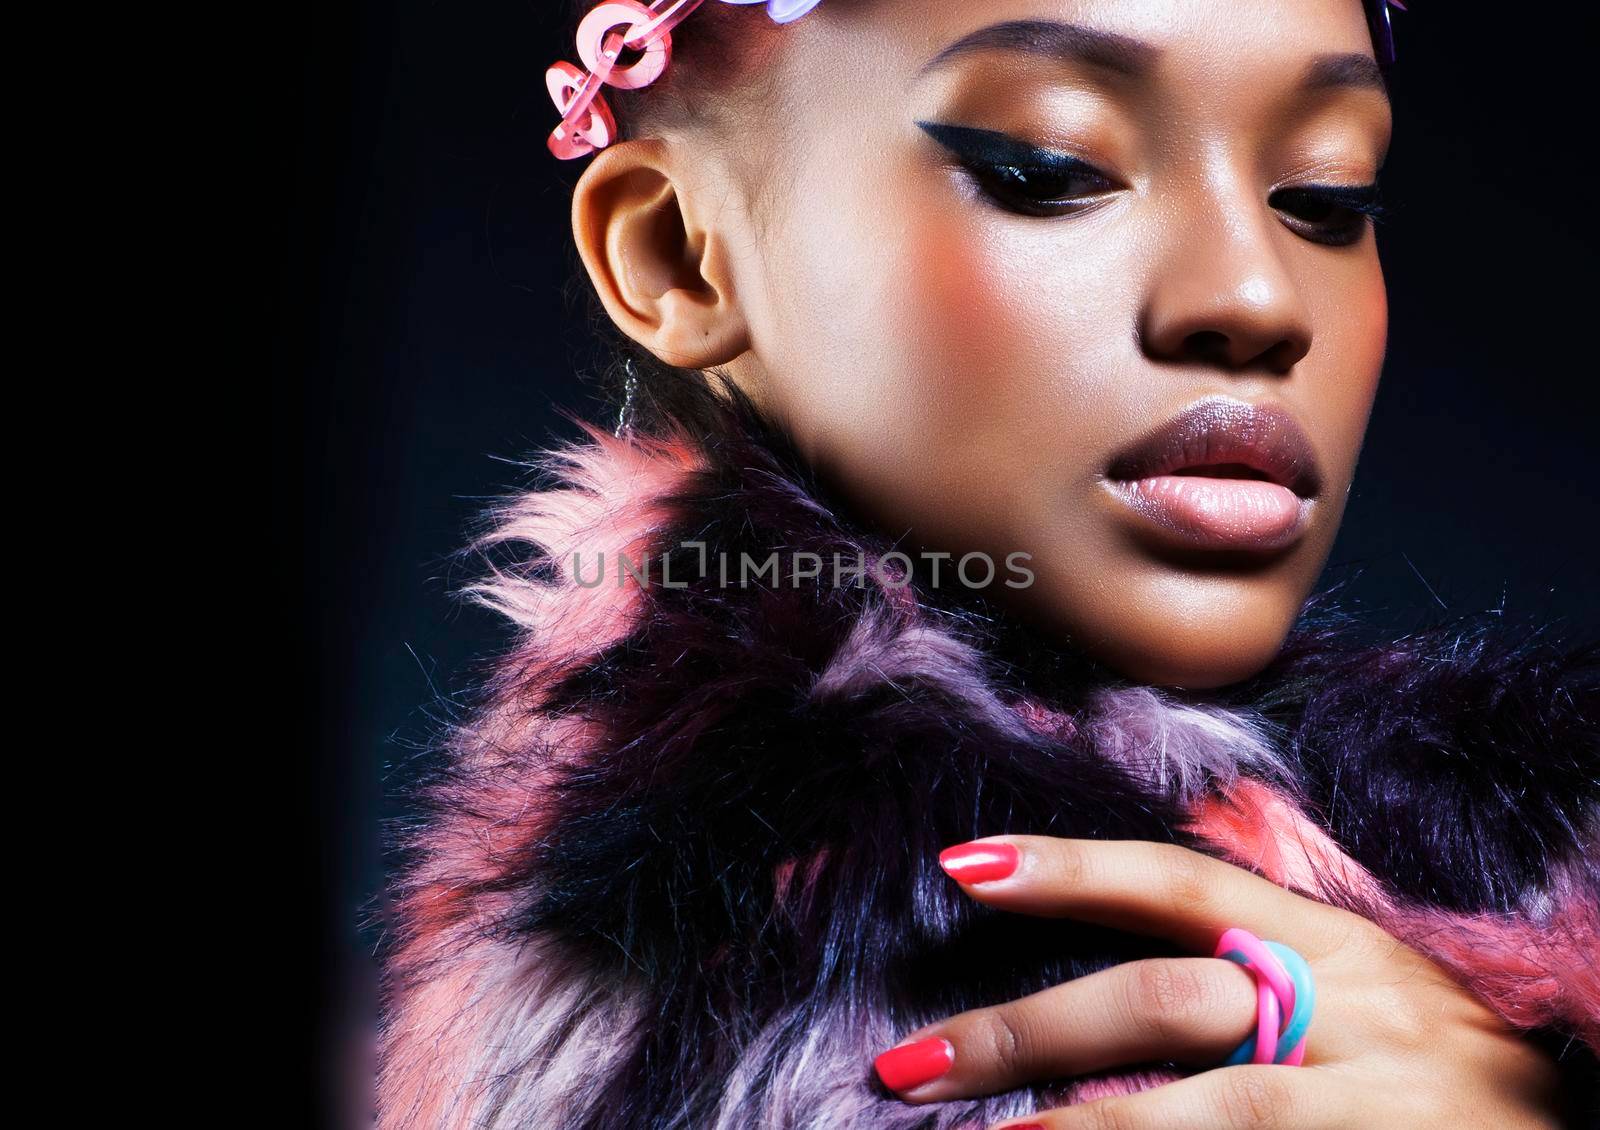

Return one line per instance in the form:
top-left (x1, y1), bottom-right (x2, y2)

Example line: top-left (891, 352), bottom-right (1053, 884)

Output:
top-left (570, 1), bottom-right (1565, 1124)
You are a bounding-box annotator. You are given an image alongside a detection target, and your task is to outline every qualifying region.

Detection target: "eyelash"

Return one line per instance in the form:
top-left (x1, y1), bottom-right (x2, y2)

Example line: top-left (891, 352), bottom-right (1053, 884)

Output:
top-left (918, 120), bottom-right (1388, 244)
top-left (1268, 184), bottom-right (1388, 246)
top-left (918, 121), bottom-right (1116, 218)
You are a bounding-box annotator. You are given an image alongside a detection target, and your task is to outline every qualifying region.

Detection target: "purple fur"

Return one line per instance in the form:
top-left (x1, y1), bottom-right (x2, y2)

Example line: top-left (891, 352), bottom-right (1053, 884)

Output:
top-left (379, 386), bottom-right (1599, 1127)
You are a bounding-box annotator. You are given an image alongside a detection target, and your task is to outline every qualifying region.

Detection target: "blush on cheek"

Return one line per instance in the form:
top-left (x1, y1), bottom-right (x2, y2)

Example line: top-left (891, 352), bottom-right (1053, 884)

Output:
top-left (894, 219), bottom-right (1036, 406)
top-left (1344, 256), bottom-right (1388, 357)
top-left (1300, 262), bottom-right (1387, 484)
top-left (1340, 270), bottom-right (1389, 430)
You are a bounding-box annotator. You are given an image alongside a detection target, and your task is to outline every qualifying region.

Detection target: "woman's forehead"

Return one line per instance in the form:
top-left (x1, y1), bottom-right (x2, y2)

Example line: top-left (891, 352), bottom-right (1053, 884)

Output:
top-left (756, 0), bottom-right (1391, 146)
top-left (819, 0), bottom-right (1380, 78)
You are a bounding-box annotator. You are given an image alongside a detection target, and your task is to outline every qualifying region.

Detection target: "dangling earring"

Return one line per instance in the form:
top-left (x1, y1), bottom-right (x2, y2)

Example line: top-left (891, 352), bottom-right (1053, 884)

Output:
top-left (615, 358), bottom-right (639, 437)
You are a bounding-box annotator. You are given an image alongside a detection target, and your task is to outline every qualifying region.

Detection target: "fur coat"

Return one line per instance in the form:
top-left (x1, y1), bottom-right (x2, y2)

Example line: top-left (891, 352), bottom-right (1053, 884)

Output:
top-left (378, 392), bottom-right (1599, 1128)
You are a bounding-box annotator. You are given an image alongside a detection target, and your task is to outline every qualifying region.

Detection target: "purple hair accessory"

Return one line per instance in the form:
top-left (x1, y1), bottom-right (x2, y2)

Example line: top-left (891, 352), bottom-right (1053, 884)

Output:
top-left (1365, 0), bottom-right (1405, 65)
top-left (720, 0), bottom-right (823, 23)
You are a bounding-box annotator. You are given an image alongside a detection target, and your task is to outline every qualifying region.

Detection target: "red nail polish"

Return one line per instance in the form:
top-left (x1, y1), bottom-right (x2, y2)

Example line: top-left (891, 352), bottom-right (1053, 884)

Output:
top-left (873, 1037), bottom-right (954, 1092)
top-left (938, 841), bottom-right (1019, 884)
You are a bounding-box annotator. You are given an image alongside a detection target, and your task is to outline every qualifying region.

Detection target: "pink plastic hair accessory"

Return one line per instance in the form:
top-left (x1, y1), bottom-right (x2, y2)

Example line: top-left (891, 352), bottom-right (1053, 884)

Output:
top-left (545, 0), bottom-right (823, 160)
top-left (579, 1), bottom-right (674, 88)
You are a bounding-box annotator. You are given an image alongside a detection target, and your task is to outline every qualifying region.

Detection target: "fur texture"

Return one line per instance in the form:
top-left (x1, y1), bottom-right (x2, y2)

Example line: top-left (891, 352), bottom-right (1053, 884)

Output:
top-left (379, 394), bottom-right (1599, 1128)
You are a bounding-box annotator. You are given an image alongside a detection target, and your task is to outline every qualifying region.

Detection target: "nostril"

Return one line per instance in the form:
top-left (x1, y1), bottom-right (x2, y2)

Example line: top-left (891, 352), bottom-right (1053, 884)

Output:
top-left (1184, 330), bottom-right (1233, 365)
top-left (1260, 335), bottom-right (1311, 373)
top-left (1177, 330), bottom-right (1306, 372)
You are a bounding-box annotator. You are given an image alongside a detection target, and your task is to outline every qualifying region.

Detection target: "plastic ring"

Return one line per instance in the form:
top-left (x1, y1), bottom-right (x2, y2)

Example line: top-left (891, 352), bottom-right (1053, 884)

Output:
top-left (1265, 942), bottom-right (1316, 1065)
top-left (578, 1), bottom-right (672, 91)
top-left (546, 62), bottom-right (617, 159)
top-left (623, 0), bottom-right (709, 48)
top-left (546, 0), bottom-right (826, 159)
top-left (1215, 928), bottom-right (1315, 1066)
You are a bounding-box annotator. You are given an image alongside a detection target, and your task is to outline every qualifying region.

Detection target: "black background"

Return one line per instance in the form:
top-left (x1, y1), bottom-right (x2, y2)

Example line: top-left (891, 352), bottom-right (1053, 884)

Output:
top-left (277, 3), bottom-right (1599, 1125)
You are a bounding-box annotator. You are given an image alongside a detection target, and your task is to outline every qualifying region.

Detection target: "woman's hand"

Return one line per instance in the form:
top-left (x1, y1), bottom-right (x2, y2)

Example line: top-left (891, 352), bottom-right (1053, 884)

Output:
top-left (872, 837), bottom-right (1566, 1128)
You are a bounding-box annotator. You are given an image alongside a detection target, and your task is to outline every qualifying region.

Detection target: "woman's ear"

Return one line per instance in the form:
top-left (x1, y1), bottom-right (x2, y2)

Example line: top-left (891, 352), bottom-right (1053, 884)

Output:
top-left (571, 139), bottom-right (752, 369)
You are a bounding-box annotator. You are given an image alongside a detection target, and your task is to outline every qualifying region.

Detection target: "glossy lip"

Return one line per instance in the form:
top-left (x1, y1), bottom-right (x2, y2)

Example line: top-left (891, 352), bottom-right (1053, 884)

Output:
top-left (1102, 397), bottom-right (1324, 553)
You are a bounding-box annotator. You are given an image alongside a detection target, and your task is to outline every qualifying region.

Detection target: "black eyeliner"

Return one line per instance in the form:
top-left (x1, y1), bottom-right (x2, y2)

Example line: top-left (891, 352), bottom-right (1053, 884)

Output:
top-left (915, 120), bottom-right (1096, 176)
top-left (1280, 183), bottom-right (1388, 219)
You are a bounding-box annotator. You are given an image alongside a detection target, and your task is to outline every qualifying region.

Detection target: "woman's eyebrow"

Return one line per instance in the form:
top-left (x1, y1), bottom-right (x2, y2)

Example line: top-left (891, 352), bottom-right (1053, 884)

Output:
top-left (1301, 53), bottom-right (1390, 101)
top-left (918, 22), bottom-right (1389, 106)
top-left (918, 19), bottom-right (1161, 80)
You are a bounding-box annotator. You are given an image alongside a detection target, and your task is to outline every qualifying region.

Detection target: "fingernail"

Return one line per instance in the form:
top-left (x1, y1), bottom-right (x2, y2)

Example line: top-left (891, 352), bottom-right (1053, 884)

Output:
top-left (939, 840), bottom-right (1019, 884)
top-left (873, 1036), bottom-right (954, 1092)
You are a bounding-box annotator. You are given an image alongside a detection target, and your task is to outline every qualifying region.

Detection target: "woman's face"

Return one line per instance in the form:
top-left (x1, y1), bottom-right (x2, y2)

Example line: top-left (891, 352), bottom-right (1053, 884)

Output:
top-left (689, 0), bottom-right (1390, 687)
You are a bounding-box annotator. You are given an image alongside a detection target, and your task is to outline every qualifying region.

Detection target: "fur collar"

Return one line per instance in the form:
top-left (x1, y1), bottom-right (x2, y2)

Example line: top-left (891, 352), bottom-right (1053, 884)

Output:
top-left (379, 391), bottom-right (1598, 1128)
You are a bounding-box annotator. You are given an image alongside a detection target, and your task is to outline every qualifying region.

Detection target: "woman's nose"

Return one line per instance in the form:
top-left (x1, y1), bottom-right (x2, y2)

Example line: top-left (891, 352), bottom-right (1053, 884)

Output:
top-left (1139, 195), bottom-right (1313, 374)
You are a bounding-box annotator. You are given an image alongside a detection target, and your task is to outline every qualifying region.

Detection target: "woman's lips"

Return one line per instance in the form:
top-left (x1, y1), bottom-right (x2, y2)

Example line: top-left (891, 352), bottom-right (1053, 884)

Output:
top-left (1103, 397), bottom-right (1323, 553)
top-left (1107, 474), bottom-right (1312, 551)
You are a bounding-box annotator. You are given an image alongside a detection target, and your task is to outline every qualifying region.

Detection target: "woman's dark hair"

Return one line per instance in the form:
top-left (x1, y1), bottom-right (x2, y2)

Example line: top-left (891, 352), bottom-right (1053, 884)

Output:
top-left (559, 1), bottom-right (767, 435)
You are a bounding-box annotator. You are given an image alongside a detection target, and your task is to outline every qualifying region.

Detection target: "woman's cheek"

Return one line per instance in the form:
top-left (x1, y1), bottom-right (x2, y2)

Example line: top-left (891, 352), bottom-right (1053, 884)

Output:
top-left (889, 201), bottom-right (1133, 415)
top-left (894, 218), bottom-right (1034, 410)
top-left (1304, 255), bottom-right (1388, 495)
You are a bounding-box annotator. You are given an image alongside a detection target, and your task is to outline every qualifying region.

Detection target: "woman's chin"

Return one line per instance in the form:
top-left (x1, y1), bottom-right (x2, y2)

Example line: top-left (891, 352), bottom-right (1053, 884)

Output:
top-left (1025, 573), bottom-right (1306, 691)
top-left (1092, 612), bottom-right (1299, 689)
top-left (1097, 643), bottom-right (1283, 691)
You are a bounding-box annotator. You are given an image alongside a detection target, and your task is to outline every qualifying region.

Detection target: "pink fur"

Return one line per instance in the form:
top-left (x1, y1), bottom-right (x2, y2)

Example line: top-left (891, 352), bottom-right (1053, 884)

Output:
top-left (381, 428), bottom-right (707, 1125)
top-left (1065, 1069), bottom-right (1185, 1103)
top-left (382, 426), bottom-right (1598, 1127)
top-left (380, 936), bottom-right (646, 1126)
top-left (463, 424), bottom-right (704, 665)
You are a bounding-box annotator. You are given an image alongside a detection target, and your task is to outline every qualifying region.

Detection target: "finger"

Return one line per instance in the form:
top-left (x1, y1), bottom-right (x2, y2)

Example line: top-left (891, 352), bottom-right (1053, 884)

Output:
top-left (990, 1066), bottom-right (1353, 1130)
top-left (939, 837), bottom-right (1358, 956)
top-left (873, 957), bottom-right (1257, 1102)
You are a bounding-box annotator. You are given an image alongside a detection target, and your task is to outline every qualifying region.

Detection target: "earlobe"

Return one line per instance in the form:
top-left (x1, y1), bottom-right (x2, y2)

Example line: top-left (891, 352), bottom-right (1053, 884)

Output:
top-left (571, 140), bottom-right (751, 369)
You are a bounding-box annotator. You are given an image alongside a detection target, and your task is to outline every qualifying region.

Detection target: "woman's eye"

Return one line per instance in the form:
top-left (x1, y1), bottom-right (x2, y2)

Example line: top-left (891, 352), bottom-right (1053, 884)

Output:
top-left (1270, 184), bottom-right (1386, 247)
top-left (917, 121), bottom-right (1118, 218)
top-left (969, 162), bottom-right (1117, 216)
